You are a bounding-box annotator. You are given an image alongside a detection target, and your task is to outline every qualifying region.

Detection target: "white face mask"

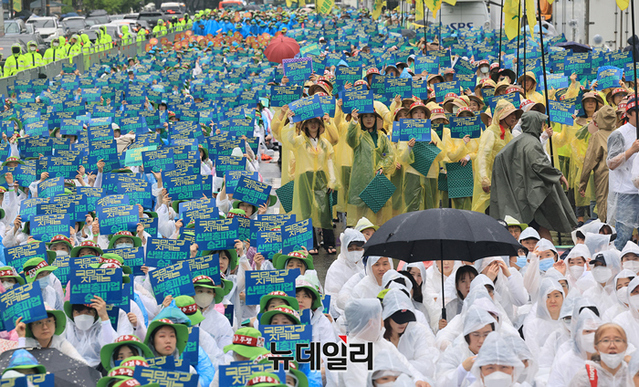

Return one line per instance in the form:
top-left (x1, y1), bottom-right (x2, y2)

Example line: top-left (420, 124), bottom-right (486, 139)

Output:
top-left (482, 371), bottom-right (513, 387)
top-left (617, 287), bottom-right (629, 305)
top-left (74, 314), bottom-right (94, 331)
top-left (55, 250), bottom-right (69, 257)
top-left (599, 351), bottom-right (626, 369)
top-left (194, 293), bottom-right (215, 308)
top-left (569, 265), bottom-right (585, 279)
top-left (591, 266), bottom-right (612, 284)
top-left (623, 261), bottom-right (639, 274)
top-left (345, 250), bottom-right (364, 264)
top-left (580, 332), bottom-right (596, 353)
top-left (1, 281), bottom-right (14, 290)
top-left (38, 276), bottom-right (50, 289)
top-left (630, 294), bottom-right (639, 309)
top-left (116, 242), bottom-right (135, 249)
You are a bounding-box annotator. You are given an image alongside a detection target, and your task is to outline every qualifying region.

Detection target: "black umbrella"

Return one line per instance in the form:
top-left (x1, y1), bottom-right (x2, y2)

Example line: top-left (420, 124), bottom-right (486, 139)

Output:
top-left (363, 208), bottom-right (520, 317)
top-left (0, 348), bottom-right (102, 387)
top-left (555, 41), bottom-right (592, 53)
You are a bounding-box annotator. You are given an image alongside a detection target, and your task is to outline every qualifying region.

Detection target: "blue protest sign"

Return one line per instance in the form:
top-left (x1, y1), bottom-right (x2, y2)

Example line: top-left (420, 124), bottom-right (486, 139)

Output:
top-left (31, 214), bottom-right (70, 242)
top-left (250, 214), bottom-right (295, 241)
top-left (225, 171), bottom-right (260, 195)
top-left (414, 55), bottom-right (439, 75)
top-left (334, 66), bottom-right (362, 91)
top-left (38, 176), bottom-right (65, 198)
top-left (214, 155), bottom-right (246, 178)
top-left (398, 119), bottom-right (432, 142)
top-left (183, 327), bottom-right (199, 366)
top-left (69, 265), bottom-right (123, 304)
top-left (597, 67), bottom-right (623, 90)
top-left (145, 238), bottom-right (191, 268)
top-left (133, 367), bottom-right (198, 387)
top-left (288, 95), bottom-right (325, 123)
top-left (244, 268), bottom-right (299, 305)
top-left (96, 194), bottom-right (130, 213)
top-left (5, 242), bottom-right (48, 273)
top-left (434, 81), bottom-right (459, 103)
top-left (125, 145), bottom-right (158, 167)
top-left (60, 119), bottom-right (83, 136)
top-left (162, 172), bottom-right (211, 202)
top-left (548, 100), bottom-right (576, 126)
top-left (282, 58), bottom-right (313, 84)
top-left (384, 77), bottom-right (413, 101)
top-left (36, 156), bottom-right (82, 180)
top-left (259, 324), bottom-right (312, 358)
top-left (340, 89), bottom-right (375, 115)
top-left (233, 176), bottom-right (272, 207)
top-left (453, 58), bottom-right (476, 75)
top-left (25, 121), bottom-right (49, 138)
top-left (0, 377), bottom-right (28, 387)
top-left (97, 205), bottom-right (139, 235)
top-left (195, 218), bottom-right (238, 251)
top-left (282, 219), bottom-right (313, 254)
top-left (187, 254), bottom-right (220, 283)
top-left (453, 74), bottom-right (477, 90)
top-left (257, 229), bottom-right (282, 261)
top-left (149, 261), bottom-right (196, 304)
top-left (488, 93), bottom-right (521, 114)
top-left (321, 294), bottom-right (331, 314)
top-left (26, 374), bottom-right (54, 387)
top-left (0, 283), bottom-right (47, 331)
top-left (51, 254), bottom-right (70, 284)
top-left (270, 85), bottom-right (304, 108)
top-left (103, 247), bottom-right (145, 276)
top-left (428, 49), bottom-right (452, 68)
top-left (449, 116), bottom-right (484, 139)
top-left (37, 194), bottom-right (88, 223)
top-left (219, 362), bottom-right (285, 387)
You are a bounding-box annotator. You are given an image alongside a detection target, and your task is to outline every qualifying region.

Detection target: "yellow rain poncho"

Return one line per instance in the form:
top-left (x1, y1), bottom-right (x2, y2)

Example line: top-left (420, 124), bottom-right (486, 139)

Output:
top-left (346, 118), bottom-right (396, 227)
top-left (471, 100), bottom-right (519, 213)
top-left (333, 104), bottom-right (354, 213)
top-left (288, 120), bottom-right (337, 230)
top-left (519, 72), bottom-right (545, 106)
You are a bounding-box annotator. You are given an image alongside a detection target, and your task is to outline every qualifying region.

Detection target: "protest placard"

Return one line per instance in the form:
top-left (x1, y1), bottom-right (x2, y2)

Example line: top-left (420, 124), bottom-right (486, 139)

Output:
top-left (97, 205), bottom-right (139, 235)
top-left (549, 100), bottom-right (576, 126)
top-left (245, 268), bottom-right (299, 305)
top-left (233, 176), bottom-right (272, 207)
top-left (69, 266), bottom-right (123, 304)
top-left (31, 214), bottom-right (69, 242)
top-left (282, 218), bottom-right (313, 254)
top-left (38, 176), bottom-right (65, 198)
top-left (259, 324), bottom-right (313, 358)
top-left (149, 261), bottom-right (195, 304)
top-left (0, 283), bottom-right (47, 331)
top-left (133, 367), bottom-right (198, 387)
top-left (398, 119), bottom-right (432, 142)
top-left (146, 238), bottom-right (191, 268)
top-left (449, 116), bottom-right (484, 139)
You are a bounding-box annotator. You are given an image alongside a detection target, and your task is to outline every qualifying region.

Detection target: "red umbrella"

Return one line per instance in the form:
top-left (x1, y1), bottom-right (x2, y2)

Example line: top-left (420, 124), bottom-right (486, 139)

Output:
top-left (264, 36), bottom-right (300, 64)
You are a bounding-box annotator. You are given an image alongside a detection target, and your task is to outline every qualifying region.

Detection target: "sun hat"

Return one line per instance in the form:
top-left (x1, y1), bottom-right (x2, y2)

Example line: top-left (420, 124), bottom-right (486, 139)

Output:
top-left (107, 231), bottom-right (142, 249)
top-left (223, 327), bottom-right (270, 359)
top-left (272, 250), bottom-right (314, 271)
top-left (259, 290), bottom-right (299, 312)
top-left (144, 318), bottom-right (189, 355)
top-left (100, 335), bottom-right (154, 371)
top-left (22, 257), bottom-right (57, 283)
top-left (70, 240), bottom-right (104, 258)
top-left (174, 295), bottom-right (205, 325)
top-left (259, 305), bottom-right (301, 326)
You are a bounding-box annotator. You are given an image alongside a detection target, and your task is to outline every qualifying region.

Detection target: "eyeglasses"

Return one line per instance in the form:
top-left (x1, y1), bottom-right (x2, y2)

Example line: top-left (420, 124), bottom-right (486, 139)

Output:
top-left (31, 319), bottom-right (55, 328)
top-left (598, 338), bottom-right (626, 346)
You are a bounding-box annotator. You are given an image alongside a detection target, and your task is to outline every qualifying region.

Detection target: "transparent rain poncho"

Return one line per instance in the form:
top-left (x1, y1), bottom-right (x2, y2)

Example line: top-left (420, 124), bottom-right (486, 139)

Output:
top-left (469, 332), bottom-right (525, 384)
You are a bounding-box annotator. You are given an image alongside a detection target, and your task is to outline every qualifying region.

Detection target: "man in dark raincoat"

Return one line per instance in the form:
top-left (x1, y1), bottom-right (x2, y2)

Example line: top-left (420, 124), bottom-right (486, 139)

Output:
top-left (490, 110), bottom-right (578, 239)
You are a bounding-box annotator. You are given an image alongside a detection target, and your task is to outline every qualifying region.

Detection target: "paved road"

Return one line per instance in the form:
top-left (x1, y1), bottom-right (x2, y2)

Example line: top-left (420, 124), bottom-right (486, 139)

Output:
top-left (259, 152), bottom-right (341, 285)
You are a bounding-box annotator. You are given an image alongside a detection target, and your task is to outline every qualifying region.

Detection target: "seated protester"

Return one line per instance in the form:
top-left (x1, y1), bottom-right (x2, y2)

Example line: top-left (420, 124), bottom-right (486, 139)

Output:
top-left (64, 299), bottom-right (118, 367)
top-left (144, 315), bottom-right (215, 387)
top-left (504, 215), bottom-right (527, 242)
top-left (0, 266), bottom-right (24, 290)
top-left (107, 231), bottom-right (143, 250)
top-left (474, 257), bottom-right (529, 323)
top-left (562, 244), bottom-right (593, 291)
top-left (467, 332), bottom-right (525, 387)
top-left (151, 175), bottom-right (180, 239)
top-left (518, 227), bottom-right (541, 258)
top-left (242, 372), bottom-right (288, 387)
top-left (424, 259), bottom-right (461, 307)
top-left (349, 256), bottom-right (394, 300)
top-left (523, 238), bottom-right (559, 298)
top-left (15, 305), bottom-right (86, 364)
top-left (221, 327), bottom-right (270, 365)
top-left (382, 270), bottom-right (431, 328)
top-left (354, 216), bottom-right (378, 241)
top-left (260, 305), bottom-right (301, 326)
top-left (2, 349), bottom-right (47, 376)
top-left (381, 288), bottom-right (438, 380)
top-left (325, 228), bottom-right (367, 318)
top-left (613, 276), bottom-right (639, 349)
top-left (192, 275), bottom-right (234, 351)
top-left (336, 299), bottom-right (430, 387)
top-left (273, 250), bottom-right (314, 276)
top-left (4, 214), bottom-right (30, 248)
top-left (404, 263), bottom-right (441, 332)
top-left (436, 306), bottom-right (497, 387)
top-left (174, 295), bottom-right (229, 366)
top-left (619, 241), bottom-right (639, 274)
top-left (582, 251), bottom-right (622, 314)
top-left (398, 269), bottom-right (438, 330)
top-left (47, 234), bottom-right (73, 258)
top-left (199, 145), bottom-right (214, 176)
top-left (295, 274), bottom-right (337, 348)
top-left (522, 278), bottom-right (565, 355)
top-left (502, 333), bottom-right (538, 386)
top-left (23, 257), bottom-right (63, 311)
top-left (603, 269), bottom-right (635, 322)
top-left (252, 290), bottom-right (300, 328)
top-left (569, 323), bottom-right (630, 386)
top-left (444, 265), bottom-right (479, 322)
top-left (629, 351), bottom-right (639, 386)
top-left (548, 307), bottom-right (603, 387)
top-left (70, 240), bottom-right (103, 258)
top-left (99, 335), bottom-right (153, 371)
top-left (367, 349), bottom-right (417, 387)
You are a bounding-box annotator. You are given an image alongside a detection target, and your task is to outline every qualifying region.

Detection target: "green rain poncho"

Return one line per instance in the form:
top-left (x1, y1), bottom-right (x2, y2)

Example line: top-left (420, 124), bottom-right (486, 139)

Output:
top-left (121, 25), bottom-right (131, 45)
top-left (80, 33), bottom-right (92, 53)
top-left (490, 110), bottom-right (578, 233)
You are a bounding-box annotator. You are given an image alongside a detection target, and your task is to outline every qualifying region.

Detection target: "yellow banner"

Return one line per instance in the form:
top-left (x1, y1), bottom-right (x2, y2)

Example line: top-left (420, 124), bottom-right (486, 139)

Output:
top-left (13, 0), bottom-right (22, 13)
top-left (416, 0), bottom-right (425, 20)
top-left (373, 0), bottom-right (386, 19)
top-left (526, 0), bottom-right (537, 38)
top-left (617, 0), bottom-right (629, 9)
top-left (317, 0), bottom-right (334, 13)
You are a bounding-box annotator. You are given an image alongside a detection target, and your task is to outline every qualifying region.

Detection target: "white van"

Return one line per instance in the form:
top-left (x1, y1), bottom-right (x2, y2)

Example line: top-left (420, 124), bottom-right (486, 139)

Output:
top-left (438, 0), bottom-right (492, 31)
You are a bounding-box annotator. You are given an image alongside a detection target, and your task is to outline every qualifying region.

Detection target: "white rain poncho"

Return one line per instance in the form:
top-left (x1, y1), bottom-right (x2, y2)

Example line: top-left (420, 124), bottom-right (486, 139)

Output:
top-left (65, 314), bottom-right (118, 367)
top-left (523, 278), bottom-right (565, 355)
top-left (436, 306), bottom-right (497, 387)
top-left (468, 332), bottom-right (525, 387)
top-left (381, 270), bottom-right (430, 328)
top-left (620, 241), bottom-right (639, 273)
top-left (405, 262), bottom-right (440, 331)
top-left (613, 276), bottom-right (639, 348)
top-left (351, 256), bottom-right (394, 300)
top-left (474, 257), bottom-right (529, 321)
top-left (582, 250), bottom-right (622, 313)
top-left (606, 122), bottom-right (639, 227)
top-left (568, 359), bottom-right (629, 387)
top-left (603, 269), bottom-right (636, 322)
top-left (381, 289), bottom-right (438, 379)
top-left (565, 244), bottom-right (592, 285)
top-left (425, 260), bottom-right (461, 306)
top-left (628, 351), bottom-right (639, 383)
top-left (570, 220), bottom-right (615, 245)
top-left (199, 304), bottom-right (234, 351)
top-left (325, 228), bottom-right (366, 317)
top-left (337, 299), bottom-right (428, 387)
top-left (547, 308), bottom-right (602, 387)
top-left (365, 349), bottom-right (413, 387)
top-left (584, 232), bottom-right (614, 255)
top-left (502, 334), bottom-right (537, 386)
top-left (519, 227), bottom-right (541, 244)
top-left (523, 238), bottom-right (557, 298)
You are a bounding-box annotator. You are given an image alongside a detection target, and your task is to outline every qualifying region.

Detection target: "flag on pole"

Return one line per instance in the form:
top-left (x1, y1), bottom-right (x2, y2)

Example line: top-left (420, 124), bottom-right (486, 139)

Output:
top-left (617, 0), bottom-right (629, 9)
top-left (526, 0), bottom-right (537, 37)
top-left (317, 0), bottom-right (334, 14)
top-left (416, 0), bottom-right (425, 20)
top-left (504, 0), bottom-right (521, 40)
top-left (373, 0), bottom-right (387, 19)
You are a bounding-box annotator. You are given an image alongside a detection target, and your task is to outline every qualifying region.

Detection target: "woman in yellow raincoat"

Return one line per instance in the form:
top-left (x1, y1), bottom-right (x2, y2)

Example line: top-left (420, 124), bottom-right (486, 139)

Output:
top-left (552, 91), bottom-right (603, 223)
top-left (442, 106), bottom-right (481, 210)
top-left (390, 107), bottom-right (410, 216)
top-left (471, 99), bottom-right (522, 213)
top-left (288, 116), bottom-right (338, 254)
top-left (346, 109), bottom-right (396, 227)
top-left (517, 72), bottom-right (545, 106)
